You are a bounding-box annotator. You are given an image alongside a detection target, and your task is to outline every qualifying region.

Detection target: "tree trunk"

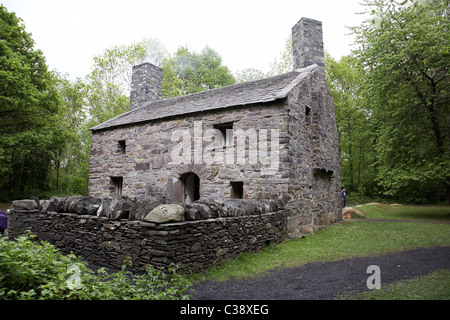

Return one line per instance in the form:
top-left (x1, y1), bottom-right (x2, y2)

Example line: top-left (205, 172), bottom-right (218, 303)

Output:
top-left (20, 155), bottom-right (28, 195)
top-left (446, 183), bottom-right (450, 206)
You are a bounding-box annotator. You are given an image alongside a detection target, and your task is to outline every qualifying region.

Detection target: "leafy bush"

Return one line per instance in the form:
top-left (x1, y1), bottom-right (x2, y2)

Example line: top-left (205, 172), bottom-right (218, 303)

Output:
top-left (0, 233), bottom-right (192, 300)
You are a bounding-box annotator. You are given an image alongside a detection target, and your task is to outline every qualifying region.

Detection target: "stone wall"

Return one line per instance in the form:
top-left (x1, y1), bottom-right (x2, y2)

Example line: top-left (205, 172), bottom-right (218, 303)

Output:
top-left (89, 102), bottom-right (290, 202)
top-left (7, 208), bottom-right (288, 273)
top-left (284, 67), bottom-right (341, 235)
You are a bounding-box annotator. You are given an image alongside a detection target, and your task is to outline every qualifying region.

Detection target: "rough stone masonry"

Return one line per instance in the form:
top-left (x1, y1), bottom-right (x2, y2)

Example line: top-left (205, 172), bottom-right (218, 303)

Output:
top-left (8, 197), bottom-right (288, 273)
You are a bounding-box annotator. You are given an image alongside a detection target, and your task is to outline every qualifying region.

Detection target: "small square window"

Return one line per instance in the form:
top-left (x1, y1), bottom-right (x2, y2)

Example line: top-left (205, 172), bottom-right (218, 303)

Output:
top-left (214, 122), bottom-right (233, 147)
top-left (230, 181), bottom-right (244, 199)
top-left (118, 140), bottom-right (126, 154)
top-left (110, 176), bottom-right (123, 196)
top-left (305, 106), bottom-right (312, 125)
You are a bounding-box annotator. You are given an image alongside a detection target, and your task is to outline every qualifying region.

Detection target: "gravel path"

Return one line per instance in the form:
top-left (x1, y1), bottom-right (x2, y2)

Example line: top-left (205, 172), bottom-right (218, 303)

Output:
top-left (190, 246), bottom-right (450, 300)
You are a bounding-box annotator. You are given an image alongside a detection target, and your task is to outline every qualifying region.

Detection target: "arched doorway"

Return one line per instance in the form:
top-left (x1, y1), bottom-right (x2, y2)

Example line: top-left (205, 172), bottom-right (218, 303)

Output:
top-left (180, 172), bottom-right (200, 204)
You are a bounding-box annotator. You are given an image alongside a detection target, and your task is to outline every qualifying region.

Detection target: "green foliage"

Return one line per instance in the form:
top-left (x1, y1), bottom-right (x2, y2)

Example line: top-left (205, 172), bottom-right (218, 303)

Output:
top-left (50, 74), bottom-right (90, 196)
top-left (0, 5), bottom-right (59, 134)
top-left (0, 5), bottom-right (64, 200)
top-left (352, 0), bottom-right (450, 203)
top-left (76, 262), bottom-right (192, 300)
top-left (84, 43), bottom-right (145, 124)
top-left (235, 68), bottom-right (268, 83)
top-left (0, 233), bottom-right (192, 300)
top-left (0, 232), bottom-right (85, 299)
top-left (162, 46), bottom-right (236, 98)
top-left (325, 53), bottom-right (378, 196)
top-left (234, 37), bottom-right (294, 82)
top-left (267, 37), bottom-right (294, 76)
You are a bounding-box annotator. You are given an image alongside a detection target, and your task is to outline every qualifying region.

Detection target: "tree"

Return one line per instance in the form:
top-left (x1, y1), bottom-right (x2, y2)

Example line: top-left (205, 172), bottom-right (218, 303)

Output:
top-left (162, 46), bottom-right (235, 98)
top-left (0, 5), bottom-right (64, 200)
top-left (267, 37), bottom-right (294, 76)
top-left (234, 68), bottom-right (267, 83)
top-left (0, 5), bottom-right (58, 135)
top-left (51, 74), bottom-right (90, 195)
top-left (325, 53), bottom-right (378, 195)
top-left (352, 0), bottom-right (450, 203)
top-left (84, 42), bottom-right (146, 124)
top-left (85, 42), bottom-right (235, 119)
top-left (84, 39), bottom-right (169, 125)
top-left (234, 37), bottom-right (294, 82)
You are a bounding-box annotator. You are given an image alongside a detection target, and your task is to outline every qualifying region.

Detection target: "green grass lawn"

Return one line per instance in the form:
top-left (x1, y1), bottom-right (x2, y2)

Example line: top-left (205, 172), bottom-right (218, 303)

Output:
top-left (339, 269), bottom-right (450, 300)
top-left (191, 204), bottom-right (450, 284)
top-left (356, 203), bottom-right (450, 222)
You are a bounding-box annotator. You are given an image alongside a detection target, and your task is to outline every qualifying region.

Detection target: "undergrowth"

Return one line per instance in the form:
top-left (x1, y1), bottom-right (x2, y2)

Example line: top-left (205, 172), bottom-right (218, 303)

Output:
top-left (0, 232), bottom-right (192, 300)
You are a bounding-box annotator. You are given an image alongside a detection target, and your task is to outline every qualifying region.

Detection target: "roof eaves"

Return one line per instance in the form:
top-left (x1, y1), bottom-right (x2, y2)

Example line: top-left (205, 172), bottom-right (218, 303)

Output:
top-left (90, 110), bottom-right (134, 131)
top-left (91, 96), bottom-right (283, 132)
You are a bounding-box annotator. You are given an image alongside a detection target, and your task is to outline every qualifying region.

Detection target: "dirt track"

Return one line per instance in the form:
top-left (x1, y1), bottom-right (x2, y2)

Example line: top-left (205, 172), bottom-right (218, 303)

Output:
top-left (189, 246), bottom-right (450, 300)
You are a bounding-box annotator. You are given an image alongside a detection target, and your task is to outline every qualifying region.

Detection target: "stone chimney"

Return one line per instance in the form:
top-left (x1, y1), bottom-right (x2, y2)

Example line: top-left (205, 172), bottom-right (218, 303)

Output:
top-left (292, 17), bottom-right (324, 69)
top-left (130, 62), bottom-right (163, 111)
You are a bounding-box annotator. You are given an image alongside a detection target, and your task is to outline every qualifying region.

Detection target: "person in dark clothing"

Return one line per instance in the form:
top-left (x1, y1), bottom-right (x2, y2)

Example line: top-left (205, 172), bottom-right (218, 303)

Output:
top-left (0, 208), bottom-right (7, 236)
top-left (341, 188), bottom-right (347, 208)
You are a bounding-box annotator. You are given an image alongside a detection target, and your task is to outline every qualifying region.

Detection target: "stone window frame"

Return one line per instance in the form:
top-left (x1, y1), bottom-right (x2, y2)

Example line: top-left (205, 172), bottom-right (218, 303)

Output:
top-left (305, 105), bottom-right (312, 126)
top-left (230, 181), bottom-right (244, 199)
top-left (213, 122), bottom-right (234, 148)
top-left (179, 172), bottom-right (200, 204)
top-left (118, 140), bottom-right (126, 154)
top-left (110, 176), bottom-right (123, 196)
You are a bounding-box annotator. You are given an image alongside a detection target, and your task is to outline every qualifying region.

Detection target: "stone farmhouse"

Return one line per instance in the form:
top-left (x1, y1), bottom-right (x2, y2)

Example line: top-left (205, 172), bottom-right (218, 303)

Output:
top-left (89, 17), bottom-right (342, 230)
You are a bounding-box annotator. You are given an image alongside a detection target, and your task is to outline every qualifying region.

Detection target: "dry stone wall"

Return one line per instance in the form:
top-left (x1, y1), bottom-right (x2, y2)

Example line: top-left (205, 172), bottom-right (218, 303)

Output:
top-left (7, 198), bottom-right (288, 273)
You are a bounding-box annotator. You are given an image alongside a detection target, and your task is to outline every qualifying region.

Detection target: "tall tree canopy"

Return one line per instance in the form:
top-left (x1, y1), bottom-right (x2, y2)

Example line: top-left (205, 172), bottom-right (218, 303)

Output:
top-left (162, 46), bottom-right (235, 98)
top-left (352, 0), bottom-right (450, 203)
top-left (84, 42), bottom-right (147, 124)
top-left (325, 53), bottom-right (378, 195)
top-left (0, 5), bottom-right (63, 199)
top-left (0, 5), bottom-right (59, 135)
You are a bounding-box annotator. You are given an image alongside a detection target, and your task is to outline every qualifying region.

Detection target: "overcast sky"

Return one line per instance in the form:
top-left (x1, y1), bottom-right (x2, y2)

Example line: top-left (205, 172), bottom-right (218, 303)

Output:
top-left (2, 0), bottom-right (368, 80)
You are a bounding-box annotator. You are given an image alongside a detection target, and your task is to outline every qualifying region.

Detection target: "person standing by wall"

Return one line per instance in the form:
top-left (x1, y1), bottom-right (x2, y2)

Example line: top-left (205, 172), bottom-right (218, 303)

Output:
top-left (341, 188), bottom-right (347, 208)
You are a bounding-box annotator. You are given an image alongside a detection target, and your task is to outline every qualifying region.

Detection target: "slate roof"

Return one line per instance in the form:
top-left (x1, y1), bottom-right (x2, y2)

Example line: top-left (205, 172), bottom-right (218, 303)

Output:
top-left (91, 64), bottom-right (318, 131)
